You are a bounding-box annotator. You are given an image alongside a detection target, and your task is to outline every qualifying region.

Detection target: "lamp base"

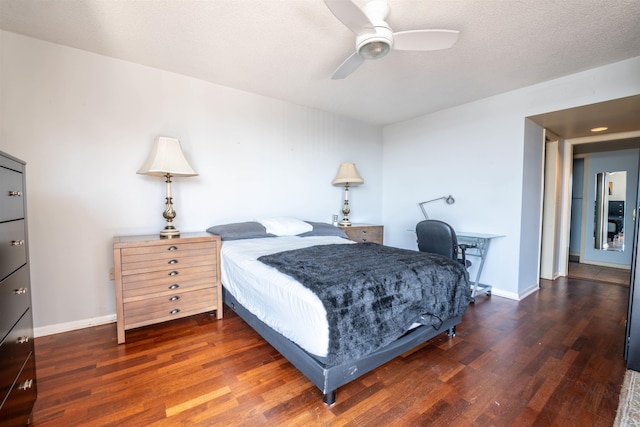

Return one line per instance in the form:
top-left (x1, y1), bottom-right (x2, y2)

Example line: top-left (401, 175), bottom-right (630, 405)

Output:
top-left (160, 226), bottom-right (180, 239)
top-left (338, 219), bottom-right (352, 227)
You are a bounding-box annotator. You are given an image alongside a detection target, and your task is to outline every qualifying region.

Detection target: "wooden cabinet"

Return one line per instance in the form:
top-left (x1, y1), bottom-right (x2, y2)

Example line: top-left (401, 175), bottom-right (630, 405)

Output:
top-left (0, 151), bottom-right (37, 426)
top-left (113, 232), bottom-right (222, 344)
top-left (339, 224), bottom-right (384, 244)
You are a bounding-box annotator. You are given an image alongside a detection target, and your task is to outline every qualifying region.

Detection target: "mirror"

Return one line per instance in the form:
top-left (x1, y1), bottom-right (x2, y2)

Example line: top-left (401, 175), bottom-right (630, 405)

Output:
top-left (594, 171), bottom-right (626, 251)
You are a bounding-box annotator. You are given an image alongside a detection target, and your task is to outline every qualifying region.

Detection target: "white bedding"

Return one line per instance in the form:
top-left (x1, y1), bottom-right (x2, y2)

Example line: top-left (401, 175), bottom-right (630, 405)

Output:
top-left (220, 235), bottom-right (353, 358)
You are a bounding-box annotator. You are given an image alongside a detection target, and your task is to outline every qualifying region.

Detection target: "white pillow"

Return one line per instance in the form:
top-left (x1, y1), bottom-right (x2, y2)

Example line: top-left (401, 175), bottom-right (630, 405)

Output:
top-left (257, 217), bottom-right (313, 236)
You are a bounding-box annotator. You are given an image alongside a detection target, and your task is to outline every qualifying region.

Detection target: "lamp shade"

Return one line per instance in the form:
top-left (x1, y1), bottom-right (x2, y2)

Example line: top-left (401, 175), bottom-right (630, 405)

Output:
top-left (137, 137), bottom-right (198, 177)
top-left (332, 162), bottom-right (364, 186)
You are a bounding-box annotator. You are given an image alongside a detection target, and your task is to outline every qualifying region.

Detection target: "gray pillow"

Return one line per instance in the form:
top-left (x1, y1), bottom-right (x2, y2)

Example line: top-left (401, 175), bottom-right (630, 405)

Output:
top-left (206, 221), bottom-right (275, 241)
top-left (298, 221), bottom-right (348, 238)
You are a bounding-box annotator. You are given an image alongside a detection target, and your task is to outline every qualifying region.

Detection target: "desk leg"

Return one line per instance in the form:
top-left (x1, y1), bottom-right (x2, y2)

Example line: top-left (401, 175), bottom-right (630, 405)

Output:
top-left (470, 239), bottom-right (492, 300)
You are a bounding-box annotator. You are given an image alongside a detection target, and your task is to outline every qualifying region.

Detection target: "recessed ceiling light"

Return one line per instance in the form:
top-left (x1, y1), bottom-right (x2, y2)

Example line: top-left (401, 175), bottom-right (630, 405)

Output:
top-left (591, 126), bottom-right (608, 132)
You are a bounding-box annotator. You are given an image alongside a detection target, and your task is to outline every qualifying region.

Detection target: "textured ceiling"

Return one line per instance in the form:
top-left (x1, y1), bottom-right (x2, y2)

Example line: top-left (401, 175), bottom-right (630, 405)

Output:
top-left (1, 0), bottom-right (639, 126)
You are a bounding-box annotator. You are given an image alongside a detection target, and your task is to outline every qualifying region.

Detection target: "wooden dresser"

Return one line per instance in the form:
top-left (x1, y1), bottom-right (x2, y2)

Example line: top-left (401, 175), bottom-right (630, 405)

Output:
top-left (113, 232), bottom-right (222, 344)
top-left (339, 224), bottom-right (384, 244)
top-left (0, 151), bottom-right (37, 425)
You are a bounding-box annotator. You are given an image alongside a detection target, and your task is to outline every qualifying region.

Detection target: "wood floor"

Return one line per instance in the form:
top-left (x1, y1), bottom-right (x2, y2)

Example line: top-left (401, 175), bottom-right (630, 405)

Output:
top-left (567, 261), bottom-right (630, 286)
top-left (29, 276), bottom-right (629, 426)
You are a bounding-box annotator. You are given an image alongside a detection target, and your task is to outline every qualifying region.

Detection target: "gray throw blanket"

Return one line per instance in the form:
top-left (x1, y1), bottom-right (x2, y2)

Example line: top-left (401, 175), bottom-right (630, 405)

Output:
top-left (258, 243), bottom-right (471, 367)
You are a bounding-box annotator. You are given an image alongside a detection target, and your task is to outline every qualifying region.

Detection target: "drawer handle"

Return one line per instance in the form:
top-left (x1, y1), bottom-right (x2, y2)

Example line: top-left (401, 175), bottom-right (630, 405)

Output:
top-left (168, 284), bottom-right (179, 290)
top-left (168, 259), bottom-right (178, 265)
top-left (13, 288), bottom-right (28, 295)
top-left (17, 336), bottom-right (29, 344)
top-left (11, 240), bottom-right (25, 246)
top-left (169, 295), bottom-right (180, 301)
top-left (362, 230), bottom-right (367, 234)
top-left (362, 239), bottom-right (367, 242)
top-left (170, 309), bottom-right (180, 315)
top-left (168, 271), bottom-right (179, 276)
top-left (168, 246), bottom-right (178, 251)
top-left (8, 190), bottom-right (22, 197)
top-left (18, 379), bottom-right (33, 391)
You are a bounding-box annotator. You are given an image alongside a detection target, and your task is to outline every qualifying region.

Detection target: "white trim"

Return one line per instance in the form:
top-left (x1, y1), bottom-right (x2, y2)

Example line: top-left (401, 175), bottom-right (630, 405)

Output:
top-left (34, 314), bottom-right (116, 338)
top-left (487, 284), bottom-right (539, 301)
top-left (517, 283), bottom-right (540, 300)
top-left (558, 138), bottom-right (572, 277)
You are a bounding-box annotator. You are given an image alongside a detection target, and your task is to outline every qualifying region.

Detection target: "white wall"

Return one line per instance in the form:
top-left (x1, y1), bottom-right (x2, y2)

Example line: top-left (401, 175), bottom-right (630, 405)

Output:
top-left (382, 56), bottom-right (640, 299)
top-left (0, 31), bottom-right (383, 334)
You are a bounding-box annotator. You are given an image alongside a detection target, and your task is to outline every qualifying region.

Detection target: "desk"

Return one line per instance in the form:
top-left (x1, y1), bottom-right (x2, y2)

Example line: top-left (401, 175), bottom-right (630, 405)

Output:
top-left (456, 232), bottom-right (504, 300)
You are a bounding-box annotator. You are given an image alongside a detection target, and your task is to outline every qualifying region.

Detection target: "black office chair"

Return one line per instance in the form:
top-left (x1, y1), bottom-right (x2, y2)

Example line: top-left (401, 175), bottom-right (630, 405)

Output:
top-left (416, 219), bottom-right (471, 269)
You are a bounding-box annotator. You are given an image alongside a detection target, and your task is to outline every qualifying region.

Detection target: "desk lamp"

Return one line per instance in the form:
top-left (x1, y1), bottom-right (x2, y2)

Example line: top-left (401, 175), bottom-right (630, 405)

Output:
top-left (137, 137), bottom-right (198, 238)
top-left (332, 162), bottom-right (364, 227)
top-left (419, 195), bottom-right (455, 219)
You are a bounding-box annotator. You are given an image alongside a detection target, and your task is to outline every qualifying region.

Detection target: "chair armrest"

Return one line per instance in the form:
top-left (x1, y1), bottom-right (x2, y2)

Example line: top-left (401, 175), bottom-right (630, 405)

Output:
top-left (458, 244), bottom-right (474, 268)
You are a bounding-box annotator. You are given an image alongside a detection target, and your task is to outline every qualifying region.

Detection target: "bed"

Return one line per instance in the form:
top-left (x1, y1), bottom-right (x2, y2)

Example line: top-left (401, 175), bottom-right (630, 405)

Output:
top-left (207, 218), bottom-right (472, 405)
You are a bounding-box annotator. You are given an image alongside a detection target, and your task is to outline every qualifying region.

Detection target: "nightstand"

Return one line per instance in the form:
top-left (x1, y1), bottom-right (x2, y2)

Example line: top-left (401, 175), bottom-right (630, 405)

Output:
top-left (113, 232), bottom-right (221, 344)
top-left (339, 224), bottom-right (384, 244)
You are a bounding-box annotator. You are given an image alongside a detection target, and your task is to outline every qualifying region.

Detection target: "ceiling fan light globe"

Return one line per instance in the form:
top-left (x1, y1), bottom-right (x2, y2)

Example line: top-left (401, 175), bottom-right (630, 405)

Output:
top-left (358, 39), bottom-right (391, 59)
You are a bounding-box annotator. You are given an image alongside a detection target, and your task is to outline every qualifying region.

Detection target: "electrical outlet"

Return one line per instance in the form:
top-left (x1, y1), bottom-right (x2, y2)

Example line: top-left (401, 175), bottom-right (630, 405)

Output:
top-left (109, 267), bottom-right (115, 280)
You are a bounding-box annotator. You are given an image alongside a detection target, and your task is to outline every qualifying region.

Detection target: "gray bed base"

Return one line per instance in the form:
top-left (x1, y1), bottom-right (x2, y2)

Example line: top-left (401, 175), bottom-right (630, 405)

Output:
top-left (223, 287), bottom-right (461, 405)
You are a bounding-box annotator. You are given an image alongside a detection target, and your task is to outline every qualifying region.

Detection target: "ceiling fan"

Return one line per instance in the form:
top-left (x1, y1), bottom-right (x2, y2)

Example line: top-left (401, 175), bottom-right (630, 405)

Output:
top-left (324, 0), bottom-right (460, 79)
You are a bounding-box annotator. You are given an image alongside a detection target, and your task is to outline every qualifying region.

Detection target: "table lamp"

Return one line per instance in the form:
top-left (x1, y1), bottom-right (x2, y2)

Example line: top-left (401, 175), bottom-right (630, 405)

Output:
top-left (137, 137), bottom-right (198, 238)
top-left (332, 162), bottom-right (364, 227)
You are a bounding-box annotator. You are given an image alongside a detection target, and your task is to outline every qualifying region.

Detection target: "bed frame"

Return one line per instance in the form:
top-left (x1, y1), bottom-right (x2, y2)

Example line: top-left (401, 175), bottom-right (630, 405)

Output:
top-left (223, 287), bottom-right (461, 405)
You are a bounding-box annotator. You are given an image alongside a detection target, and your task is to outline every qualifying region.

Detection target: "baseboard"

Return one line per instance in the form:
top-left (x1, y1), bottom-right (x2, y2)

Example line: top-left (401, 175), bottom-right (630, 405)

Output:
top-left (33, 284), bottom-right (541, 337)
top-left (487, 284), bottom-right (539, 301)
top-left (517, 283), bottom-right (540, 300)
top-left (34, 314), bottom-right (116, 338)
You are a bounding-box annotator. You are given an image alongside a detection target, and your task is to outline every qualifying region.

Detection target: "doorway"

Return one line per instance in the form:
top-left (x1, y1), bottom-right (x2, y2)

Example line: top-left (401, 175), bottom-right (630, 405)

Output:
top-left (529, 96), bottom-right (640, 371)
top-left (570, 148), bottom-right (640, 271)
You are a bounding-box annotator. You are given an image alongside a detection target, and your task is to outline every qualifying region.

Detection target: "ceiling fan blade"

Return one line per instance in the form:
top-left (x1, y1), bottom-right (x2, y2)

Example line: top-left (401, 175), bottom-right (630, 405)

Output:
top-left (392, 29), bottom-right (460, 51)
top-left (324, 0), bottom-right (375, 35)
top-left (331, 52), bottom-right (365, 80)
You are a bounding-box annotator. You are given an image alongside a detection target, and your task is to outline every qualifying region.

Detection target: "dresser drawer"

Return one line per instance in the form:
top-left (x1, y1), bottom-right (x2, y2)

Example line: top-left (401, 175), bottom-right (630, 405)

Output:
top-left (0, 220), bottom-right (27, 282)
top-left (0, 351), bottom-right (37, 427)
top-left (0, 165), bottom-right (25, 223)
top-left (124, 287), bottom-right (216, 329)
top-left (122, 265), bottom-right (217, 297)
top-left (0, 266), bottom-right (30, 342)
top-left (341, 225), bottom-right (383, 244)
top-left (121, 240), bottom-right (216, 260)
top-left (0, 309), bottom-right (34, 406)
top-left (121, 252), bottom-right (217, 276)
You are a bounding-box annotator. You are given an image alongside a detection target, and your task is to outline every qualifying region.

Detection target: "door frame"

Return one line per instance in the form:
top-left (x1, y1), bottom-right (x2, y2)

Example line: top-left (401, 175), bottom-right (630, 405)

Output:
top-left (539, 130), bottom-right (640, 278)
